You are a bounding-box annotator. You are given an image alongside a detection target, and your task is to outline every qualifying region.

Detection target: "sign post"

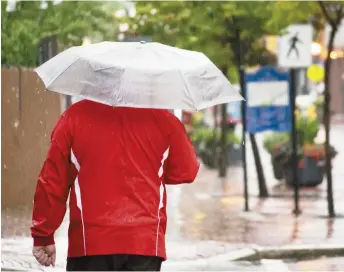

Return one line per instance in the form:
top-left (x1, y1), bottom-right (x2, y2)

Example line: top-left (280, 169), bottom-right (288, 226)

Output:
top-left (278, 24), bottom-right (313, 215)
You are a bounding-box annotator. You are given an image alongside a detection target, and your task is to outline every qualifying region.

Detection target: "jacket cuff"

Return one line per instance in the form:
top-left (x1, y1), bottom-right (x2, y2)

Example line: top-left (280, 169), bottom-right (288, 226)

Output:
top-left (33, 235), bottom-right (55, 247)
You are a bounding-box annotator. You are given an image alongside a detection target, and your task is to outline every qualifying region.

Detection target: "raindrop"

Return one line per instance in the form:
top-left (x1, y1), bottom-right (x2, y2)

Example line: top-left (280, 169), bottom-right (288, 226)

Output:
top-left (128, 8), bottom-right (136, 18)
top-left (37, 90), bottom-right (40, 94)
top-left (44, 134), bottom-right (47, 138)
top-left (118, 33), bottom-right (125, 41)
top-left (114, 9), bottom-right (126, 18)
top-left (119, 23), bottom-right (129, 32)
top-left (40, 121), bottom-right (43, 125)
top-left (13, 120), bottom-right (19, 129)
top-left (3, 164), bottom-right (7, 169)
top-left (15, 93), bottom-right (19, 98)
top-left (11, 87), bottom-right (15, 92)
top-left (40, 0), bottom-right (48, 10)
top-left (6, 100), bottom-right (10, 103)
top-left (45, 110), bottom-right (49, 115)
top-left (150, 8), bottom-right (157, 15)
top-left (242, 141), bottom-right (245, 145)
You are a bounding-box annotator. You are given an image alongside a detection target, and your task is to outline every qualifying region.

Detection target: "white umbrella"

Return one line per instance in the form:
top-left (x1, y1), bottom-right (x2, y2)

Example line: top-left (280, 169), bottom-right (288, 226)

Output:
top-left (35, 41), bottom-right (242, 110)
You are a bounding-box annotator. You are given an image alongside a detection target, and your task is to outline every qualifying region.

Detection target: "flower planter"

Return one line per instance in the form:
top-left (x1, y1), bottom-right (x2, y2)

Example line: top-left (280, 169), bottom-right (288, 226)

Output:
top-left (200, 144), bottom-right (242, 169)
top-left (271, 158), bottom-right (284, 180)
top-left (228, 144), bottom-right (242, 166)
top-left (285, 156), bottom-right (325, 187)
top-left (199, 149), bottom-right (217, 169)
top-left (193, 140), bottom-right (202, 156)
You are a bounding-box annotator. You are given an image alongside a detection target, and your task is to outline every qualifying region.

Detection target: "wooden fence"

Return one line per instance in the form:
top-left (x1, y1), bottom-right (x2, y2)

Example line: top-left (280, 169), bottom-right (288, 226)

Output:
top-left (1, 67), bottom-right (62, 210)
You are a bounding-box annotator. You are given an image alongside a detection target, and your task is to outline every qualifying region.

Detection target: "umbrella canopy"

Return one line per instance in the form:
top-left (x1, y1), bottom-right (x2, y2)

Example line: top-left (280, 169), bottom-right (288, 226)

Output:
top-left (35, 41), bottom-right (242, 110)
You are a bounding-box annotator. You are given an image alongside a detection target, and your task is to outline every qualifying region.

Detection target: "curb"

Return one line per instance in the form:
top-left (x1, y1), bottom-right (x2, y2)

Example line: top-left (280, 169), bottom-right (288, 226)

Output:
top-left (2, 244), bottom-right (344, 271)
top-left (162, 248), bottom-right (258, 270)
top-left (232, 244), bottom-right (344, 262)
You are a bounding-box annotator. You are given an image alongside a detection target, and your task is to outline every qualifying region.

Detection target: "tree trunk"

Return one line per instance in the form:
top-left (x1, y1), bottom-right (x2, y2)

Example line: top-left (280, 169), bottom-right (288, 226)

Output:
top-left (212, 105), bottom-right (219, 168)
top-left (219, 103), bottom-right (228, 177)
top-left (232, 19), bottom-right (268, 198)
top-left (249, 133), bottom-right (269, 197)
top-left (219, 66), bottom-right (229, 177)
top-left (323, 26), bottom-right (337, 217)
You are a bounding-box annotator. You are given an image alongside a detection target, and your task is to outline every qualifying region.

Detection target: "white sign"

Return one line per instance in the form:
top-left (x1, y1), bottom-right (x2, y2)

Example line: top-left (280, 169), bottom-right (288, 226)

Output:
top-left (247, 81), bottom-right (290, 107)
top-left (278, 24), bottom-right (313, 68)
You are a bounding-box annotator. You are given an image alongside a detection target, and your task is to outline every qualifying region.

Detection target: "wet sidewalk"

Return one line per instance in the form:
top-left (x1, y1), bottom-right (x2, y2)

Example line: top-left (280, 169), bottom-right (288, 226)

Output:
top-left (2, 125), bottom-right (344, 270)
top-left (178, 164), bottom-right (344, 247)
top-left (1, 237), bottom-right (248, 270)
top-left (176, 124), bottom-right (344, 247)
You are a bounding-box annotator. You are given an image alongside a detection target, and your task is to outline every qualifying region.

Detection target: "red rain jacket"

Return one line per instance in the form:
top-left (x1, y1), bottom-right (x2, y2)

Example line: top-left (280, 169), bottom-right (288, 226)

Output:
top-left (31, 100), bottom-right (199, 260)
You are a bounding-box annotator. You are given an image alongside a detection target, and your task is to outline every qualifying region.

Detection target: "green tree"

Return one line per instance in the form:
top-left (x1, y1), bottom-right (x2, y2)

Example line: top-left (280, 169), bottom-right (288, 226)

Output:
top-left (125, 1), bottom-right (277, 79)
top-left (268, 1), bottom-right (344, 217)
top-left (125, 1), bottom-right (285, 197)
top-left (317, 1), bottom-right (344, 218)
top-left (1, 1), bottom-right (120, 67)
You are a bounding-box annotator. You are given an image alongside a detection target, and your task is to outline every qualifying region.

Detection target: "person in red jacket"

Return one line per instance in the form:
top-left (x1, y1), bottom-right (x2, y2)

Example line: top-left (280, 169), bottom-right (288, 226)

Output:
top-left (31, 100), bottom-right (200, 271)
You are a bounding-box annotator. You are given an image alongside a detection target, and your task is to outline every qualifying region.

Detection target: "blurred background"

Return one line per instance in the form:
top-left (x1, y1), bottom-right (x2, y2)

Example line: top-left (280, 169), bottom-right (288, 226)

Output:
top-left (2, 1), bottom-right (344, 270)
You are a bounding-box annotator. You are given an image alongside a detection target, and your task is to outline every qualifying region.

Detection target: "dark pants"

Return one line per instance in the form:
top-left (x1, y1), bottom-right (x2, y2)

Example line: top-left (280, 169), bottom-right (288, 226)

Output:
top-left (66, 254), bottom-right (163, 271)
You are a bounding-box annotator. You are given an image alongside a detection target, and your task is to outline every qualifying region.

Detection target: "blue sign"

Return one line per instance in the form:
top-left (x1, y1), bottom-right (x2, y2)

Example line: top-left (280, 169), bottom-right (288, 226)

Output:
top-left (245, 66), bottom-right (291, 133)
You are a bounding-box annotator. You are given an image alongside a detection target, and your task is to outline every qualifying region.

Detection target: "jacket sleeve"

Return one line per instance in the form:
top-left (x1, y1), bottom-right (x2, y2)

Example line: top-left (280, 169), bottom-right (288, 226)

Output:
top-left (31, 112), bottom-right (76, 246)
top-left (164, 117), bottom-right (200, 185)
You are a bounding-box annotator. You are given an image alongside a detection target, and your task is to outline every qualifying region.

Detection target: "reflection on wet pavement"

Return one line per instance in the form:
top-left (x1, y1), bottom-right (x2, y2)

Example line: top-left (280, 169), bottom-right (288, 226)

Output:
top-left (178, 172), bottom-right (344, 246)
top-left (287, 257), bottom-right (344, 271)
top-left (2, 125), bottom-right (344, 269)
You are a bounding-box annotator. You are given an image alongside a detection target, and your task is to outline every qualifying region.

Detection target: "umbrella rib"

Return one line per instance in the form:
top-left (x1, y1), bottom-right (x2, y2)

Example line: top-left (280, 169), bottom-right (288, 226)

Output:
top-left (178, 71), bottom-right (198, 110)
top-left (46, 57), bottom-right (82, 87)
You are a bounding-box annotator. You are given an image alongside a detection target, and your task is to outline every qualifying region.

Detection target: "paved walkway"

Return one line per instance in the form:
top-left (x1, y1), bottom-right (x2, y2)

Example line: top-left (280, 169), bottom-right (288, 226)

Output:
top-left (1, 237), bottom-right (249, 270)
top-left (176, 124), bottom-right (344, 246)
top-left (2, 125), bottom-right (344, 270)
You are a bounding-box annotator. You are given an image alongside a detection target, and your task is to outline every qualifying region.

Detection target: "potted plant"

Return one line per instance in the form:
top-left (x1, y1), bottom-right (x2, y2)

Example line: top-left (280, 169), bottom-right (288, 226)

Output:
top-left (284, 111), bottom-right (337, 187)
top-left (190, 125), bottom-right (241, 169)
top-left (263, 106), bottom-right (337, 186)
top-left (188, 111), bottom-right (206, 155)
top-left (284, 143), bottom-right (337, 186)
top-left (227, 130), bottom-right (243, 166)
top-left (263, 132), bottom-right (290, 180)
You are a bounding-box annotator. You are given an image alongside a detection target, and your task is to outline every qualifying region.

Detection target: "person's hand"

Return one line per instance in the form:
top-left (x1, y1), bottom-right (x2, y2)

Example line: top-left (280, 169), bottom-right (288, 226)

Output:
top-left (32, 245), bottom-right (56, 267)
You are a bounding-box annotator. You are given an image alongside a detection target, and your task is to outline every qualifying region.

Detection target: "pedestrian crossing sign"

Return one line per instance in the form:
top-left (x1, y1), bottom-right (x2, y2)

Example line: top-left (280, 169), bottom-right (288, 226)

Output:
top-left (278, 24), bottom-right (313, 68)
